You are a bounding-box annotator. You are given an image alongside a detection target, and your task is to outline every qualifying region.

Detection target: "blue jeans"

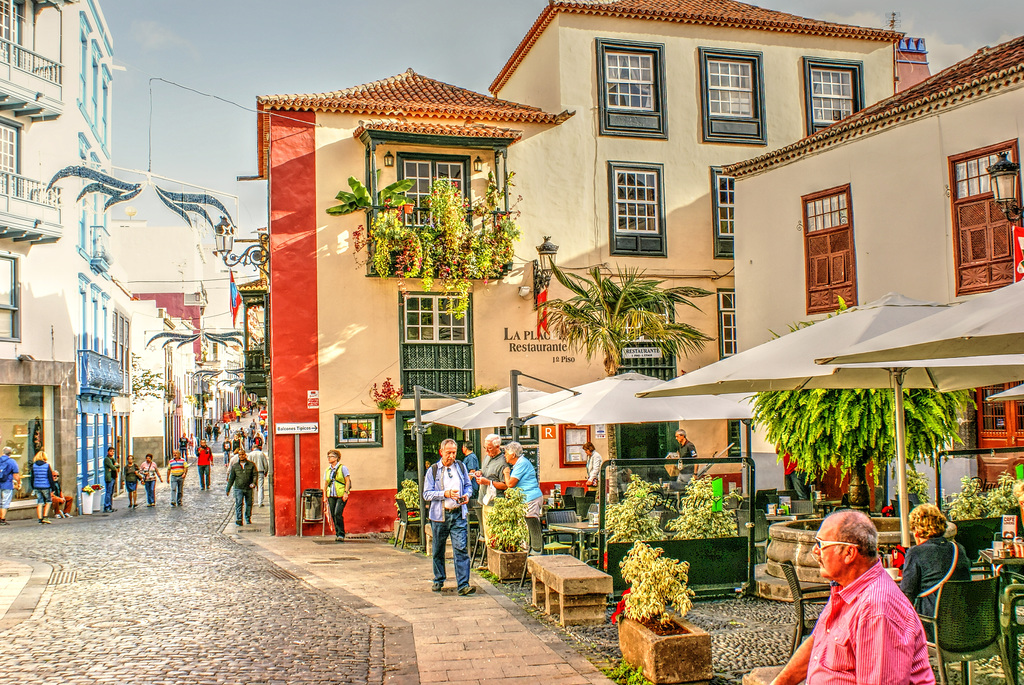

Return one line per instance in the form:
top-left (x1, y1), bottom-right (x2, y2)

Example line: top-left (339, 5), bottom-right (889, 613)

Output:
top-left (198, 465), bottom-right (211, 489)
top-left (233, 487), bottom-right (253, 522)
top-left (431, 509), bottom-right (470, 590)
top-left (144, 480), bottom-right (156, 504)
top-left (104, 480), bottom-right (114, 510)
top-left (169, 476), bottom-right (183, 505)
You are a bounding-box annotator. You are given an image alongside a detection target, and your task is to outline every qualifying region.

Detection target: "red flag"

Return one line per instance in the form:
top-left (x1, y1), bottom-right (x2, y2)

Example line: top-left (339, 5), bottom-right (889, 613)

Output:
top-left (1014, 226), bottom-right (1024, 283)
top-left (229, 271), bottom-right (242, 325)
top-left (536, 288), bottom-right (548, 338)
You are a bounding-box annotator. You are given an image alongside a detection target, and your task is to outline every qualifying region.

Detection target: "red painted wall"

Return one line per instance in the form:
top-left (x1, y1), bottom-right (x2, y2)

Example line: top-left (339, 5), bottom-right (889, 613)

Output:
top-left (345, 489), bottom-right (401, 533)
top-left (267, 110), bottom-right (320, 536)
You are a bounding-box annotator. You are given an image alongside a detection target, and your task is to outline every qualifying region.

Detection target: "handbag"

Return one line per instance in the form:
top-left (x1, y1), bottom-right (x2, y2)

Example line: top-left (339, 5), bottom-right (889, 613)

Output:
top-left (481, 483), bottom-right (497, 506)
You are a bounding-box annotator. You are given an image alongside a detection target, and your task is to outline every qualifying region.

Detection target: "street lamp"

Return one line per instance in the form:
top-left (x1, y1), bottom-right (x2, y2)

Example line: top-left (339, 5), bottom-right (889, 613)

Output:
top-left (988, 152), bottom-right (1022, 224)
top-left (212, 217), bottom-right (269, 270)
top-left (383, 150), bottom-right (395, 168)
top-left (533, 235), bottom-right (559, 308)
top-left (473, 156), bottom-right (484, 173)
top-left (213, 216), bottom-right (235, 254)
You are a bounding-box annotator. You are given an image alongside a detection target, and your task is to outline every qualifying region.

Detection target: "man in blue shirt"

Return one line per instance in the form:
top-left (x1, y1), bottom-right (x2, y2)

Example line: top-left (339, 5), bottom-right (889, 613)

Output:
top-left (0, 445), bottom-right (20, 525)
top-left (423, 438), bottom-right (476, 596)
top-left (460, 442), bottom-right (479, 498)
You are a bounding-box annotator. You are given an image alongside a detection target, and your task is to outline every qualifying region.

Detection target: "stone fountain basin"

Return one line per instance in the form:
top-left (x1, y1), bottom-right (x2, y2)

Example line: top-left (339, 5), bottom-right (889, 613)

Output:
top-left (765, 517), bottom-right (953, 584)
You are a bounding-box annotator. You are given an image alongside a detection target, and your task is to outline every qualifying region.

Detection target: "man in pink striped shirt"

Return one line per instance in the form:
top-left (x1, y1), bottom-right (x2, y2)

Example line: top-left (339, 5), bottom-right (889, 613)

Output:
top-left (770, 510), bottom-right (935, 685)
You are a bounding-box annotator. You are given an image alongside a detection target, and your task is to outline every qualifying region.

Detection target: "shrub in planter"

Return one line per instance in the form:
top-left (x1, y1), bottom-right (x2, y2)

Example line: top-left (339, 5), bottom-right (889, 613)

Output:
top-left (486, 488), bottom-right (529, 580)
top-left (616, 542), bottom-right (710, 684)
top-left (665, 476), bottom-right (740, 540)
top-left (606, 475), bottom-right (662, 544)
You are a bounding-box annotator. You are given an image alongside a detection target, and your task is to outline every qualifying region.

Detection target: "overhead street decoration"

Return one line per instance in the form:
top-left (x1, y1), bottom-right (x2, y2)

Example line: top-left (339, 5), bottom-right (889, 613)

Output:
top-left (146, 330), bottom-right (244, 349)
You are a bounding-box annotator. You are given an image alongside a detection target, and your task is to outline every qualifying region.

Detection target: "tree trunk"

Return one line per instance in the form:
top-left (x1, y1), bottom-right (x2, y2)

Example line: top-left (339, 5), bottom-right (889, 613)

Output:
top-left (847, 459), bottom-right (870, 511)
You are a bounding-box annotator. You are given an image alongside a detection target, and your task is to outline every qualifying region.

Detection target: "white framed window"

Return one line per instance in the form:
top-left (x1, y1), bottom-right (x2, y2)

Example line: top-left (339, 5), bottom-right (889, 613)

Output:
top-left (0, 122), bottom-right (16, 174)
top-left (403, 295), bottom-right (467, 343)
top-left (614, 168), bottom-right (660, 233)
top-left (717, 290), bottom-right (736, 358)
top-left (0, 255), bottom-right (17, 339)
top-left (805, 191), bottom-right (849, 232)
top-left (954, 150), bottom-right (1006, 199)
top-left (707, 60), bottom-right (752, 118)
top-left (605, 51), bottom-right (654, 111)
top-left (335, 414), bottom-right (382, 448)
top-left (400, 156), bottom-right (466, 226)
top-left (810, 68), bottom-right (853, 125)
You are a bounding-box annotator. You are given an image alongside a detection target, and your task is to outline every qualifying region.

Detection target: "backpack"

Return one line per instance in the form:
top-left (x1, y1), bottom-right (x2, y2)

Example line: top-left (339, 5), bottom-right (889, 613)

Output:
top-left (0, 457), bottom-right (10, 482)
top-left (430, 460), bottom-right (468, 488)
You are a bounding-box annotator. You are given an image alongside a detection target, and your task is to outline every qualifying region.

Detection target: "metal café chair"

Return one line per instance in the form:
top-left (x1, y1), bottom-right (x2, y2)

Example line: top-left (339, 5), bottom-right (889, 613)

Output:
top-left (779, 561), bottom-right (830, 656)
top-left (394, 500), bottom-right (422, 550)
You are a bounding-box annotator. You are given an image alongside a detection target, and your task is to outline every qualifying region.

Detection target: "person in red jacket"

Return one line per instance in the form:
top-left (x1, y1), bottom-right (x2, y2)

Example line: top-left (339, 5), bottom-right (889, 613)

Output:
top-left (196, 439), bottom-right (214, 491)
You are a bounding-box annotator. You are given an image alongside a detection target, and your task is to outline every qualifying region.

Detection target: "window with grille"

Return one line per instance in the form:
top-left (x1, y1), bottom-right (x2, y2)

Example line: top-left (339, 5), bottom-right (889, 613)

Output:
top-left (711, 168), bottom-right (734, 258)
top-left (596, 39), bottom-right (667, 138)
top-left (700, 48), bottom-right (765, 144)
top-left (803, 59), bottom-right (863, 134)
top-left (400, 294), bottom-right (473, 396)
top-left (335, 414), bottom-right (383, 448)
top-left (399, 155), bottom-right (467, 226)
top-left (0, 256), bottom-right (17, 340)
top-left (949, 142), bottom-right (1018, 295)
top-left (802, 185), bottom-right (857, 314)
top-left (717, 289), bottom-right (737, 358)
top-left (609, 162), bottom-right (665, 256)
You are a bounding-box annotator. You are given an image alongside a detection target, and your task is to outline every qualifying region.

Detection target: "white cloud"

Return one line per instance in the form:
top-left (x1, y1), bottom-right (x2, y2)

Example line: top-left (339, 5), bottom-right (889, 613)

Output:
top-left (130, 20), bottom-right (200, 60)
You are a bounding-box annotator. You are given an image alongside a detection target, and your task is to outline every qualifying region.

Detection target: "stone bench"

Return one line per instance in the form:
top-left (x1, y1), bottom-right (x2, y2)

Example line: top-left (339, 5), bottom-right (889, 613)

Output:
top-left (528, 554), bottom-right (612, 626)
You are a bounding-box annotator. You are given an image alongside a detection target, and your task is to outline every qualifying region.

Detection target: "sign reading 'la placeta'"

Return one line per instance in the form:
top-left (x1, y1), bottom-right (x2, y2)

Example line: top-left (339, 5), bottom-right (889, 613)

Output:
top-left (503, 328), bottom-right (569, 353)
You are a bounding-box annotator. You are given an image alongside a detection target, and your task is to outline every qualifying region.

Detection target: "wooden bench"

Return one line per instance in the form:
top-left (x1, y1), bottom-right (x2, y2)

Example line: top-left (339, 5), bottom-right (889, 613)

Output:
top-left (527, 555), bottom-right (612, 626)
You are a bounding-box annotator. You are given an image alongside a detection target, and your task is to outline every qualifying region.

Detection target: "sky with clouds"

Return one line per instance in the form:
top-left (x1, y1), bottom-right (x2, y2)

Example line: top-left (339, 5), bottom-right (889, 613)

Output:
top-left (95, 0), bottom-right (1024, 232)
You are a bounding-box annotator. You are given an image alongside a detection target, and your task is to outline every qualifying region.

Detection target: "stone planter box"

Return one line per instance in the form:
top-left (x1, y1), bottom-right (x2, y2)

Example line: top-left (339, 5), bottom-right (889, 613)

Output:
top-left (487, 547), bottom-right (526, 581)
top-left (393, 519), bottom-right (421, 545)
top-left (618, 616), bottom-right (712, 684)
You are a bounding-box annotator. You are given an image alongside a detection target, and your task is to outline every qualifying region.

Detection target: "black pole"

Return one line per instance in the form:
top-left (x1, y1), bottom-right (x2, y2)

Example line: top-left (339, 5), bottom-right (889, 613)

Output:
top-left (744, 419), bottom-right (756, 596)
top-left (414, 385), bottom-right (426, 546)
top-left (509, 370), bottom-right (521, 443)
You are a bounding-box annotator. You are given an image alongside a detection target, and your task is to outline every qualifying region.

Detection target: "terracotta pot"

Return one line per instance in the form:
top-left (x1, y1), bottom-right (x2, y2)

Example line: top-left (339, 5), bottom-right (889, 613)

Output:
top-left (383, 408), bottom-right (396, 419)
top-left (618, 616), bottom-right (712, 684)
top-left (487, 547), bottom-right (527, 581)
top-left (402, 203), bottom-right (414, 216)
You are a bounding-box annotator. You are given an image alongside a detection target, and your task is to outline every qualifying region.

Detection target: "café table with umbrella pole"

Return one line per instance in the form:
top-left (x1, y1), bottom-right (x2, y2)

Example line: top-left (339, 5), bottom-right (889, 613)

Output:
top-left (641, 292), bottom-right (1024, 547)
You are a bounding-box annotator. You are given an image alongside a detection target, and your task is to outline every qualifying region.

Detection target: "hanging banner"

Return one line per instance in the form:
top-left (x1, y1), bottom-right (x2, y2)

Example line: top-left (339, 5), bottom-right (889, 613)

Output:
top-left (1014, 226), bottom-right (1024, 283)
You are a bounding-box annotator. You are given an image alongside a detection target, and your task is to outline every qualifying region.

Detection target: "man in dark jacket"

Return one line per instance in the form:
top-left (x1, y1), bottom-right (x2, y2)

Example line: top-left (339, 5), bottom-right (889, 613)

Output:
top-left (103, 447), bottom-right (118, 512)
top-left (226, 450), bottom-right (258, 526)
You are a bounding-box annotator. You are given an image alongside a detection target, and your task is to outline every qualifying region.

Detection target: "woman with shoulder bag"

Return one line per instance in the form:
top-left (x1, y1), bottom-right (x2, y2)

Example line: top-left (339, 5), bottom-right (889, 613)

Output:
top-left (122, 455), bottom-right (141, 509)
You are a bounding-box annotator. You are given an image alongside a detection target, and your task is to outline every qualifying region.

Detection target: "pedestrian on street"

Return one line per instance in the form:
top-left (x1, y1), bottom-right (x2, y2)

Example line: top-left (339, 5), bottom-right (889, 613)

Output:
top-left (477, 442), bottom-right (543, 550)
top-left (122, 455), bottom-right (141, 509)
top-left (423, 438), bottom-right (476, 596)
top-left (212, 424), bottom-right (220, 441)
top-left (475, 433), bottom-right (505, 545)
top-left (196, 439), bottom-right (213, 491)
top-left (250, 445), bottom-right (270, 507)
top-left (139, 454), bottom-right (162, 506)
top-left (231, 431), bottom-right (243, 454)
top-left (323, 449), bottom-right (351, 541)
top-left (221, 437), bottom-right (232, 467)
top-left (226, 449), bottom-right (257, 526)
top-left (102, 447), bottom-right (118, 512)
top-left (50, 470), bottom-right (74, 518)
top-left (30, 450), bottom-right (55, 524)
top-left (460, 442), bottom-right (479, 499)
top-left (0, 445), bottom-right (21, 525)
top-left (166, 450), bottom-right (187, 507)
top-left (179, 435), bottom-right (189, 456)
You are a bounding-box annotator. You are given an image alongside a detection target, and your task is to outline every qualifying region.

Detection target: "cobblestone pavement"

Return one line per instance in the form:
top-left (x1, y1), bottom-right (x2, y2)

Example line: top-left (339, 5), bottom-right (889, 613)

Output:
top-left (0, 472), bottom-right (386, 685)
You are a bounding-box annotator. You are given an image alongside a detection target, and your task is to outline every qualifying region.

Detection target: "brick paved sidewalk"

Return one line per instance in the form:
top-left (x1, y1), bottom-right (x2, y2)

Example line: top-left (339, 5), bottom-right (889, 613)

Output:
top-left (232, 508), bottom-right (613, 685)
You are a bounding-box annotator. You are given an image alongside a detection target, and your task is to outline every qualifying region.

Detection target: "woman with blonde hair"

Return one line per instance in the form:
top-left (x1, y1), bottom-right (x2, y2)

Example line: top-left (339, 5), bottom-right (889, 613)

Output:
top-left (900, 503), bottom-right (969, 616)
top-left (29, 450), bottom-right (56, 524)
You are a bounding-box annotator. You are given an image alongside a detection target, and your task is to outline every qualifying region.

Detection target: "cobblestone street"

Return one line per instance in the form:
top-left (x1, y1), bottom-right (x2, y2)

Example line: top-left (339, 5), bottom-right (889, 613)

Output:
top-left (0, 474), bottom-right (385, 685)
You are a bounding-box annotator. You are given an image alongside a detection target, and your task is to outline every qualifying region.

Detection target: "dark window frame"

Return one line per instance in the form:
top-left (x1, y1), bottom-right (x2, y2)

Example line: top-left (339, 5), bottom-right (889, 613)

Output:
top-left (711, 167), bottom-right (734, 258)
top-left (699, 47), bottom-right (766, 145)
top-left (717, 289), bottom-right (736, 359)
top-left (396, 152), bottom-right (471, 226)
top-left (558, 424), bottom-right (591, 468)
top-left (335, 413), bottom-right (384, 449)
top-left (0, 254), bottom-right (18, 341)
top-left (399, 293), bottom-right (474, 397)
top-left (802, 58), bottom-right (864, 135)
top-left (596, 38), bottom-right (668, 139)
top-left (802, 184), bottom-right (858, 314)
top-left (608, 161), bottom-right (666, 257)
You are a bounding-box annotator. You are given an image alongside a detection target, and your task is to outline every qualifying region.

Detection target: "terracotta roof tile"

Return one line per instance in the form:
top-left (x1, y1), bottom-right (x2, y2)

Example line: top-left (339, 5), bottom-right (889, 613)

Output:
top-left (353, 120), bottom-right (524, 142)
top-left (725, 34), bottom-right (1024, 178)
top-left (491, 0), bottom-right (902, 94)
top-left (237, 276), bottom-right (267, 292)
top-left (259, 69), bottom-right (571, 125)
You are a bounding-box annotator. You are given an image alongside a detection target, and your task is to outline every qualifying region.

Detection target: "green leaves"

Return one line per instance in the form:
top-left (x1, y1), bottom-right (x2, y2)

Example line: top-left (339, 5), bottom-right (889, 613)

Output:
top-left (620, 541), bottom-right (694, 624)
top-left (606, 475), bottom-right (663, 544)
top-left (326, 173), bottom-right (414, 216)
top-left (486, 487), bottom-right (529, 552)
top-left (665, 477), bottom-right (740, 540)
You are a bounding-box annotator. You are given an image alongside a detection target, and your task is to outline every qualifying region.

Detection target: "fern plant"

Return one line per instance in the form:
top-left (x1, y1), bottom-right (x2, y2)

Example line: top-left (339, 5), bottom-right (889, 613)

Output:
top-left (486, 487), bottom-right (528, 552)
top-left (620, 541), bottom-right (694, 625)
top-left (665, 477), bottom-right (740, 540)
top-left (606, 475), bottom-right (663, 544)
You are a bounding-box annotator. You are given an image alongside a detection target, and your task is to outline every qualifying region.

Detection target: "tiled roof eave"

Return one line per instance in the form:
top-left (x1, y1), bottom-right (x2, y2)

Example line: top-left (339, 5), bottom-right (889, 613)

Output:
top-left (489, 4), bottom-right (900, 94)
top-left (259, 101), bottom-right (565, 125)
top-left (724, 69), bottom-right (1024, 179)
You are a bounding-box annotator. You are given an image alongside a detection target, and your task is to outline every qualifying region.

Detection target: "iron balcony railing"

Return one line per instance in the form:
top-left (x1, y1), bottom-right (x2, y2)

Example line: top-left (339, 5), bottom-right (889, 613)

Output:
top-left (0, 172), bottom-right (61, 208)
top-left (0, 38), bottom-right (61, 85)
top-left (78, 349), bottom-right (124, 396)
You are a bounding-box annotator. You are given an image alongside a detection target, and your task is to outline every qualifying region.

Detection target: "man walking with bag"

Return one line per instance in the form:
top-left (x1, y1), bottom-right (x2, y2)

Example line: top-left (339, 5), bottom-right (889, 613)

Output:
top-left (226, 450), bottom-right (257, 527)
top-left (423, 439), bottom-right (476, 596)
top-left (323, 449), bottom-right (351, 541)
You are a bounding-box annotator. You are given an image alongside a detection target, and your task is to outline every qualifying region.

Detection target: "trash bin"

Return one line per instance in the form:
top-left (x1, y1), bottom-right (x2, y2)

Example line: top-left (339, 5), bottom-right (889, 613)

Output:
top-left (302, 488), bottom-right (323, 522)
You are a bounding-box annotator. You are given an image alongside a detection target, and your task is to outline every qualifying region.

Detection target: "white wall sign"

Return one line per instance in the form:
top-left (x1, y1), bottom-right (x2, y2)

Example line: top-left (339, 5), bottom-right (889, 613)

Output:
top-left (622, 347), bottom-right (663, 359)
top-left (275, 422), bottom-right (319, 434)
top-left (307, 390), bottom-right (319, 409)
top-left (594, 424), bottom-right (606, 439)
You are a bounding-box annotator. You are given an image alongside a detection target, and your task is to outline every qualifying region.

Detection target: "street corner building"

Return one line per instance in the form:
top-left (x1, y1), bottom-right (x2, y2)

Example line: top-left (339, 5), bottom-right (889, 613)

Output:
top-left (250, 0), bottom-right (906, 536)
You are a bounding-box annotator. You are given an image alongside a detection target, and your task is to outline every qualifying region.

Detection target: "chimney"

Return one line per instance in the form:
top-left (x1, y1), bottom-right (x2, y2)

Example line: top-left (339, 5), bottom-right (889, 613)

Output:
top-left (896, 37), bottom-right (930, 92)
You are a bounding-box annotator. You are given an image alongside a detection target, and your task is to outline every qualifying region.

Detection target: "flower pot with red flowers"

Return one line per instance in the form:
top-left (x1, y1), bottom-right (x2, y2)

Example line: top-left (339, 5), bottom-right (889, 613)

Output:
top-left (371, 378), bottom-right (403, 418)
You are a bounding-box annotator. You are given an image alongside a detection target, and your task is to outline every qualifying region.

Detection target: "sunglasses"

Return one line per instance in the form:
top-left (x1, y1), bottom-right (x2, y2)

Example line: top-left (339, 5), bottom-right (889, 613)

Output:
top-left (446, 467), bottom-right (453, 477)
top-left (813, 537), bottom-right (858, 553)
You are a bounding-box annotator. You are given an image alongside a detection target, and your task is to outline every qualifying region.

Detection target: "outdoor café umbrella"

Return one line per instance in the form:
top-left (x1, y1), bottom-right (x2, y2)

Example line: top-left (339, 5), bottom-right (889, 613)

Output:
top-left (640, 293), bottom-right (1024, 546)
top-left (987, 384), bottom-right (1024, 402)
top-left (419, 386), bottom-right (551, 430)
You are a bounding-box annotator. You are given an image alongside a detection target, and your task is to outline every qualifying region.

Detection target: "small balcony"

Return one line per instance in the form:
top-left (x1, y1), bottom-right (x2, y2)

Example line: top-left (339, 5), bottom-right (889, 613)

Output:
top-left (244, 349), bottom-right (267, 398)
top-left (0, 38), bottom-right (62, 120)
top-left (0, 172), bottom-right (61, 244)
top-left (90, 228), bottom-right (112, 273)
top-left (79, 349), bottom-right (124, 397)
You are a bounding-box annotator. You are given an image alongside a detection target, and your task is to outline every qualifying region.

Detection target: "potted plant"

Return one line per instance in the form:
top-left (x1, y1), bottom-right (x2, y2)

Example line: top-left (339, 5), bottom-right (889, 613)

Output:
top-left (486, 487), bottom-right (529, 581)
top-left (326, 172), bottom-right (414, 216)
top-left (85, 483), bottom-right (104, 512)
top-left (605, 474), bottom-right (663, 544)
top-left (615, 541), bottom-right (711, 684)
top-left (394, 478), bottom-right (422, 543)
top-left (370, 378), bottom-right (403, 419)
top-left (665, 476), bottom-right (741, 540)
top-left (80, 485), bottom-right (100, 515)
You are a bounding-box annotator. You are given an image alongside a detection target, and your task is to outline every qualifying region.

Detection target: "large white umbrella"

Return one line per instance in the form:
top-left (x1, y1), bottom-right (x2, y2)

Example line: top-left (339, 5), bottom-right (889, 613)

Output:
top-left (822, 280), bottom-right (1024, 364)
top-left (419, 386), bottom-right (551, 430)
top-left (523, 373), bottom-right (752, 425)
top-left (987, 384), bottom-right (1024, 402)
top-left (640, 293), bottom-right (1024, 545)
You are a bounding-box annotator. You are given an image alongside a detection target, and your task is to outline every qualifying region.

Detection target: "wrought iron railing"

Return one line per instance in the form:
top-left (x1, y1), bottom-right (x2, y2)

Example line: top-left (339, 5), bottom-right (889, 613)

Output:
top-left (0, 38), bottom-right (61, 85)
top-left (78, 349), bottom-right (124, 395)
top-left (0, 172), bottom-right (61, 207)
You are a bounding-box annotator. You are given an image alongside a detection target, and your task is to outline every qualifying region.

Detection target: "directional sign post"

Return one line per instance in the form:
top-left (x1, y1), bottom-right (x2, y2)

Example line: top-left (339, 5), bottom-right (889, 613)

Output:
top-left (274, 422), bottom-right (318, 536)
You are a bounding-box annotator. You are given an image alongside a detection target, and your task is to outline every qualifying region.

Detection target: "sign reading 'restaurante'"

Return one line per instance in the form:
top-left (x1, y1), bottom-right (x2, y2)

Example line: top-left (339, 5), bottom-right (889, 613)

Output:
top-left (503, 328), bottom-right (569, 353)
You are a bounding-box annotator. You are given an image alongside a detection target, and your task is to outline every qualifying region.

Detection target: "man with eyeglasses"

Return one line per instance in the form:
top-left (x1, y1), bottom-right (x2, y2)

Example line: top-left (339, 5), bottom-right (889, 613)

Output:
top-left (423, 438), bottom-right (476, 596)
top-left (769, 510), bottom-right (933, 685)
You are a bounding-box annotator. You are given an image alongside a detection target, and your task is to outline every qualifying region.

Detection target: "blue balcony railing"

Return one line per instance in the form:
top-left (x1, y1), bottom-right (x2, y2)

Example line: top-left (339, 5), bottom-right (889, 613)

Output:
top-left (79, 349), bottom-right (123, 396)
